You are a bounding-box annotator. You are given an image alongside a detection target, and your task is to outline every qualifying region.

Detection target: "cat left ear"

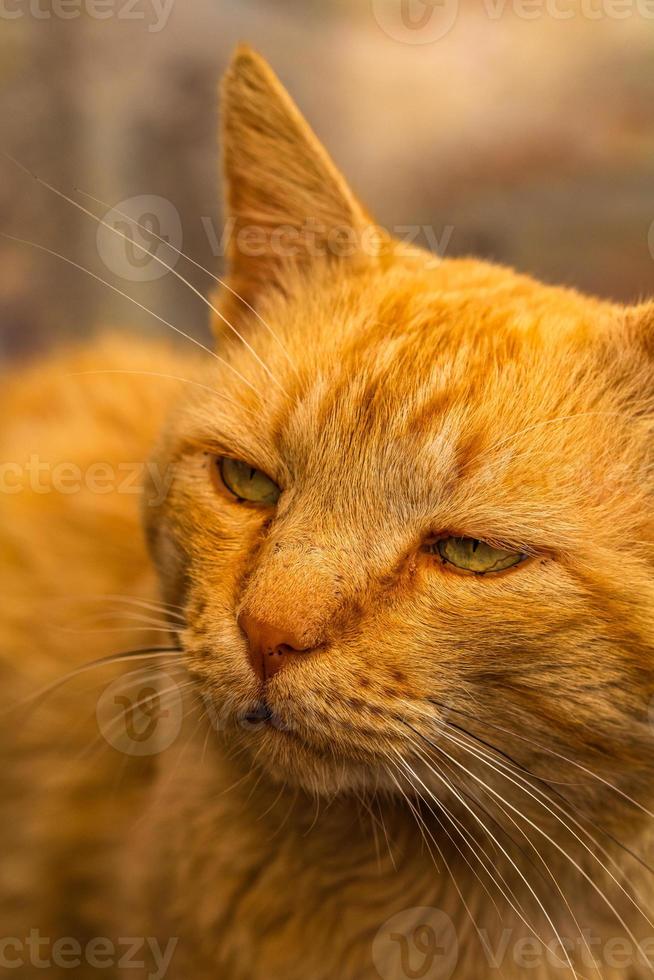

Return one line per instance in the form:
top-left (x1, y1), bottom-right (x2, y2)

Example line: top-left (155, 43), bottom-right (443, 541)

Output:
top-left (214, 45), bottom-right (384, 332)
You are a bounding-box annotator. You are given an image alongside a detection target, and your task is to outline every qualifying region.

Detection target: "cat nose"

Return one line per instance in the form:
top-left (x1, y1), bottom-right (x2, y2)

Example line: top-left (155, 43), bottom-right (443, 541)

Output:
top-left (238, 612), bottom-right (313, 682)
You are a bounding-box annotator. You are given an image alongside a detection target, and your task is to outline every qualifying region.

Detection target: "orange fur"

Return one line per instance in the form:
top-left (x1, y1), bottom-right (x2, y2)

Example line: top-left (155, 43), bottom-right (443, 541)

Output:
top-left (1, 45), bottom-right (653, 980)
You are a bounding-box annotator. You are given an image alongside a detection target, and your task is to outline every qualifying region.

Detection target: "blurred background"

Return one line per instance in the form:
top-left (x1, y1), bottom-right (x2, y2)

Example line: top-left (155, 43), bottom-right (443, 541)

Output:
top-left (1, 0), bottom-right (653, 362)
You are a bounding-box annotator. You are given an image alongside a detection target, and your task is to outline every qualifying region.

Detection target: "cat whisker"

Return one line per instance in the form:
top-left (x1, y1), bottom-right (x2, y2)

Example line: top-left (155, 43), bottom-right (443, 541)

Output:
top-left (63, 608), bottom-right (181, 626)
top-left (391, 748), bottom-right (552, 949)
top-left (245, 764), bottom-right (268, 804)
top-left (408, 722), bottom-right (654, 971)
top-left (65, 370), bottom-right (264, 430)
top-left (74, 186), bottom-right (299, 377)
top-left (412, 699), bottom-right (654, 878)
top-left (410, 739), bottom-right (604, 979)
top-left (256, 780), bottom-right (288, 824)
top-left (33, 600), bottom-right (185, 634)
top-left (71, 663), bottom-right (189, 711)
top-left (268, 785), bottom-right (300, 843)
top-left (354, 792), bottom-right (384, 874)
top-left (3, 154), bottom-right (287, 394)
top-left (435, 751), bottom-right (565, 896)
top-left (462, 752), bottom-right (647, 960)
top-left (399, 743), bottom-right (582, 978)
top-left (215, 768), bottom-right (257, 801)
top-left (384, 759), bottom-right (443, 875)
top-left (78, 680), bottom-right (196, 763)
top-left (7, 646), bottom-right (184, 715)
top-left (0, 233), bottom-right (260, 398)
top-left (373, 792), bottom-right (398, 872)
top-left (67, 369), bottom-right (226, 399)
top-left (45, 593), bottom-right (187, 615)
top-left (304, 789), bottom-right (323, 837)
top-left (157, 700), bottom-right (215, 791)
top-left (427, 697), bottom-right (654, 821)
top-left (81, 613), bottom-right (182, 627)
top-left (391, 751), bottom-right (507, 918)
top-left (59, 626), bottom-right (180, 636)
top-left (429, 720), bottom-right (654, 933)
top-left (430, 764), bottom-right (546, 923)
top-left (60, 611), bottom-right (182, 631)
top-left (385, 760), bottom-right (508, 970)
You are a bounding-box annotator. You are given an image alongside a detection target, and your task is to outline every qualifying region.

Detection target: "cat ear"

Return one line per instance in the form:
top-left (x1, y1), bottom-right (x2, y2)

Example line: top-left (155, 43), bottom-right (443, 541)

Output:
top-left (215, 45), bottom-right (382, 329)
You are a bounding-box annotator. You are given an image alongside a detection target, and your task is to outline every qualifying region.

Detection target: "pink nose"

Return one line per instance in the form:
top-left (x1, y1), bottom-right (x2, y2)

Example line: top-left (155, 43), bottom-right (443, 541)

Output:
top-left (238, 613), bottom-right (313, 682)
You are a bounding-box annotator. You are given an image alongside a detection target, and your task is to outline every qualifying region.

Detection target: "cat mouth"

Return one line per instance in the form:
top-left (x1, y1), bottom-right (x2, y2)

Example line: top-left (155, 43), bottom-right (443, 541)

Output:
top-left (230, 693), bottom-right (403, 794)
top-left (236, 694), bottom-right (393, 757)
top-left (240, 699), bottom-right (307, 742)
top-left (243, 700), bottom-right (274, 725)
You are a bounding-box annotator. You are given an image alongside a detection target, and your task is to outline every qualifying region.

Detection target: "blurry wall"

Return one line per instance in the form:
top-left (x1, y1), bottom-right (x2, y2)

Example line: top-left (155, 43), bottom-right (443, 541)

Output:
top-left (1, 0), bottom-right (654, 362)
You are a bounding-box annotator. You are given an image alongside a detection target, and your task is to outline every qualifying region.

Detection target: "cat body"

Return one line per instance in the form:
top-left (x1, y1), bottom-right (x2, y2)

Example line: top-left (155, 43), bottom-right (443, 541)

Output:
top-left (1, 47), bottom-right (653, 980)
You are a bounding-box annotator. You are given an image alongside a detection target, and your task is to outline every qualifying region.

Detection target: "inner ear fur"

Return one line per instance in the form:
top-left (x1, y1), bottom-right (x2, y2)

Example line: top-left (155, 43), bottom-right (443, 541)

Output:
top-left (213, 45), bottom-right (385, 336)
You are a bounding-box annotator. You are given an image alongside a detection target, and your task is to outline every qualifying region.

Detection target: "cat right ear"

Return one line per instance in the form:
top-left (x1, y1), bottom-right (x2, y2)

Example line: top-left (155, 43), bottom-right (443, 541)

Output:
top-left (215, 45), bottom-right (383, 331)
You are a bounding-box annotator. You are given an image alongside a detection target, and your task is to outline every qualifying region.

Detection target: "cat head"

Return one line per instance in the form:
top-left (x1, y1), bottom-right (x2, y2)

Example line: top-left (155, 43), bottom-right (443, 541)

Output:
top-left (145, 47), bottom-right (654, 810)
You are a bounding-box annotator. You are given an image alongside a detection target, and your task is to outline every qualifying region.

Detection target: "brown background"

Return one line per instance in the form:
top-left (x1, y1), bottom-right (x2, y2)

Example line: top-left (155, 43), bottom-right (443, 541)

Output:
top-left (1, 0), bottom-right (653, 363)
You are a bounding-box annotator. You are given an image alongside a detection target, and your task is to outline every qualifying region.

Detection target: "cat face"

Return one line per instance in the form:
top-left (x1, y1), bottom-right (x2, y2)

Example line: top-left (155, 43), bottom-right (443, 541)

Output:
top-left (146, 48), bottom-right (653, 811)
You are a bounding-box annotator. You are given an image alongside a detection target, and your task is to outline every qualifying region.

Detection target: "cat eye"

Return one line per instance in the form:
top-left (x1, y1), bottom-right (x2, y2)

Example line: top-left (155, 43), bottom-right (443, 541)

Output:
top-left (217, 457), bottom-right (281, 506)
top-left (428, 536), bottom-right (527, 574)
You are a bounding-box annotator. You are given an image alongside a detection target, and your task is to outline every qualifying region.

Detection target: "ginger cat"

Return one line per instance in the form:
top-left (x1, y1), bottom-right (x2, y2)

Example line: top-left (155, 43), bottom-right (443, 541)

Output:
top-left (1, 46), bottom-right (653, 980)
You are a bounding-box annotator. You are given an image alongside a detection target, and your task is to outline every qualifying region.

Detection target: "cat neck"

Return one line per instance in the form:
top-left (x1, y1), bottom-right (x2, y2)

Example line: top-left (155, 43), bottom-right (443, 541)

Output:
top-left (146, 715), bottom-right (653, 943)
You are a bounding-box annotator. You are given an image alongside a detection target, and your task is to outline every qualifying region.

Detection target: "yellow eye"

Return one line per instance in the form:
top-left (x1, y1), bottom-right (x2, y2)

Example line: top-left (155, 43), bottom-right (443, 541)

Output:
top-left (432, 537), bottom-right (526, 574)
top-left (218, 457), bottom-right (281, 506)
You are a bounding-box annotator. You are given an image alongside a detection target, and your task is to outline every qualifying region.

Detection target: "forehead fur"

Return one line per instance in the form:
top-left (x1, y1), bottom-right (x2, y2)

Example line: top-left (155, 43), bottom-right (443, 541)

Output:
top-left (182, 254), bottom-right (652, 564)
top-left (162, 41), bottom-right (653, 593)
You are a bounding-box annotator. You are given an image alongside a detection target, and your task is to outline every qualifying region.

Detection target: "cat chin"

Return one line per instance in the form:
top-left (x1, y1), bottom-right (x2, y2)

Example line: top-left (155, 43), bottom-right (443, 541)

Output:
top-left (216, 710), bottom-right (399, 797)
top-left (242, 732), bottom-right (395, 797)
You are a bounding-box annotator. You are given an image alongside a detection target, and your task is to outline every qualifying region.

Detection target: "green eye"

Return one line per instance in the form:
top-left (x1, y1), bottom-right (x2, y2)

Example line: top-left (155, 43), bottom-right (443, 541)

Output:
top-left (433, 537), bottom-right (526, 574)
top-left (218, 457), bottom-right (281, 506)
